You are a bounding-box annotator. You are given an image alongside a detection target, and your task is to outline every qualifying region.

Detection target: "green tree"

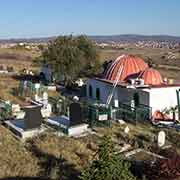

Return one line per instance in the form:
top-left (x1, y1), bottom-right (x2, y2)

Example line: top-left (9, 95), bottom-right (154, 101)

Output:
top-left (37, 35), bottom-right (100, 86)
top-left (80, 135), bottom-right (136, 180)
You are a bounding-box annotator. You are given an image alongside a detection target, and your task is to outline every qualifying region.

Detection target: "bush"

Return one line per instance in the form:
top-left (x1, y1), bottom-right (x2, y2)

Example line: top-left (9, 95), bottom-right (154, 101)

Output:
top-left (80, 135), bottom-right (136, 180)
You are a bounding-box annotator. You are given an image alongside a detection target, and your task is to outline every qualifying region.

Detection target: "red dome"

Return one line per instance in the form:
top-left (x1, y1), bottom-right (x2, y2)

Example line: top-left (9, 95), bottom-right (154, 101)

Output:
top-left (140, 68), bottom-right (163, 85)
top-left (104, 55), bottom-right (148, 82)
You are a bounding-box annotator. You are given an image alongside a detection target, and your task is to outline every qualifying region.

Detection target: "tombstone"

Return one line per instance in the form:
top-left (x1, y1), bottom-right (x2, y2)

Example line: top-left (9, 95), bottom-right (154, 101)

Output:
top-left (158, 131), bottom-right (166, 147)
top-left (23, 106), bottom-right (43, 130)
top-left (73, 96), bottom-right (79, 102)
top-left (34, 94), bottom-right (39, 101)
top-left (124, 126), bottom-right (130, 134)
top-left (42, 92), bottom-right (48, 107)
top-left (69, 103), bottom-right (83, 126)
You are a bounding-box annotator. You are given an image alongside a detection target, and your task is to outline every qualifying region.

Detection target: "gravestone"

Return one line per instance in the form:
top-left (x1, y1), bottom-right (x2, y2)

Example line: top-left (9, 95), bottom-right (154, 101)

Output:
top-left (158, 131), bottom-right (166, 147)
top-left (69, 103), bottom-right (82, 126)
top-left (42, 92), bottom-right (48, 107)
top-left (124, 126), bottom-right (130, 134)
top-left (23, 106), bottom-right (43, 130)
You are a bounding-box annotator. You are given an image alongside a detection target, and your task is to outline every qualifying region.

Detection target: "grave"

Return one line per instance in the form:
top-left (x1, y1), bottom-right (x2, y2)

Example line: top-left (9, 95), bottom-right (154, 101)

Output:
top-left (158, 131), bottom-right (166, 147)
top-left (46, 102), bottom-right (88, 136)
top-left (5, 105), bottom-right (46, 140)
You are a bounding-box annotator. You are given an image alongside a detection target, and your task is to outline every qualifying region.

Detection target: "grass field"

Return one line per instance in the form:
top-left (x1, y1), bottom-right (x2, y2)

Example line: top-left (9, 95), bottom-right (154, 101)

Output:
top-left (0, 121), bottom-right (180, 179)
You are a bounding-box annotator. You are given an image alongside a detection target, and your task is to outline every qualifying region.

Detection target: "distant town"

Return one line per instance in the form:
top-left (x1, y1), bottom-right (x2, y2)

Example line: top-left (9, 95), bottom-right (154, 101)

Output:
top-left (0, 34), bottom-right (180, 50)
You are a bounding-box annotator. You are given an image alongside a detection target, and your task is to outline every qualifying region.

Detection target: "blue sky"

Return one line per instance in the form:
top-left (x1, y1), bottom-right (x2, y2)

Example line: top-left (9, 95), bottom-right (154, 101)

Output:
top-left (0, 0), bottom-right (180, 38)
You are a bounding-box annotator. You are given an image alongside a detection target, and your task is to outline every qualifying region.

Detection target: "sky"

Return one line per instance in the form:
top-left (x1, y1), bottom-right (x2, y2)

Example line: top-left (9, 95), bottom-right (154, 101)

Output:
top-left (0, 0), bottom-right (180, 38)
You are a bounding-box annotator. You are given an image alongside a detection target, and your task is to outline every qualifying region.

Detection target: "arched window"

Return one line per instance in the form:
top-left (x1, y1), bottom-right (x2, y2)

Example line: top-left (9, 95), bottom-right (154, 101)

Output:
top-left (89, 85), bottom-right (93, 98)
top-left (96, 88), bottom-right (100, 100)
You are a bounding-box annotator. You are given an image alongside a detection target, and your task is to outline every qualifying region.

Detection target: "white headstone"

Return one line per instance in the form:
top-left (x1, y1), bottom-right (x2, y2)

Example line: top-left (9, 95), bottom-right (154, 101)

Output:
top-left (158, 131), bottom-right (166, 147)
top-left (42, 92), bottom-right (48, 107)
top-left (35, 83), bottom-right (40, 89)
top-left (73, 96), bottom-right (79, 101)
top-left (43, 92), bottom-right (48, 100)
top-left (34, 94), bottom-right (39, 101)
top-left (124, 126), bottom-right (130, 134)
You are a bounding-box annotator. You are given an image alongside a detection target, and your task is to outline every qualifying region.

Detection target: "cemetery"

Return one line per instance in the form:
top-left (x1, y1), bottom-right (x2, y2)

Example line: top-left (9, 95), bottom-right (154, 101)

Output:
top-left (0, 53), bottom-right (180, 179)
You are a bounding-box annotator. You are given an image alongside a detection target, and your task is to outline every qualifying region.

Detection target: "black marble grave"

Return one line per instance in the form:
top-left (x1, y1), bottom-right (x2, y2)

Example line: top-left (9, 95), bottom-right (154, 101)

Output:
top-left (23, 106), bottom-right (43, 130)
top-left (69, 103), bottom-right (83, 126)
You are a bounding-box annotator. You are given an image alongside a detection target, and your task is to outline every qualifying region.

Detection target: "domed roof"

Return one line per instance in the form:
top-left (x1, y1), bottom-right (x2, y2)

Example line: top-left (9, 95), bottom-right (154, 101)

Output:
top-left (139, 68), bottom-right (163, 85)
top-left (103, 55), bottom-right (148, 82)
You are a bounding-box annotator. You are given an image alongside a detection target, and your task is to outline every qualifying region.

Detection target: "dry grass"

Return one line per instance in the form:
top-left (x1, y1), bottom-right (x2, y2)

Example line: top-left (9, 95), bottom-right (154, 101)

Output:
top-left (99, 47), bottom-right (180, 79)
top-left (0, 125), bottom-right (40, 178)
top-left (0, 121), bottom-right (179, 179)
top-left (0, 48), bottom-right (39, 71)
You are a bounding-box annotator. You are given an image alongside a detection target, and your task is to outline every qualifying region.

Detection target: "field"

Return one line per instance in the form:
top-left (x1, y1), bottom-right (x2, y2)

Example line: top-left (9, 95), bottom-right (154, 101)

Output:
top-left (99, 47), bottom-right (180, 79)
top-left (0, 121), bottom-right (180, 179)
top-left (0, 46), bottom-right (179, 103)
top-left (0, 46), bottom-right (180, 179)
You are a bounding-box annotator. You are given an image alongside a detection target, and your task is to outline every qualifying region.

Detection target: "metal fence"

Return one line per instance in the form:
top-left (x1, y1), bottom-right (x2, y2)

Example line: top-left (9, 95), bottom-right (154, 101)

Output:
top-left (112, 103), bottom-right (152, 122)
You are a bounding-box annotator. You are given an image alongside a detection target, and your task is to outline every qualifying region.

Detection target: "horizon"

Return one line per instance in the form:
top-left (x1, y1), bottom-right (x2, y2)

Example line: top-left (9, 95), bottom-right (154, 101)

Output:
top-left (0, 34), bottom-right (180, 40)
top-left (0, 0), bottom-right (180, 38)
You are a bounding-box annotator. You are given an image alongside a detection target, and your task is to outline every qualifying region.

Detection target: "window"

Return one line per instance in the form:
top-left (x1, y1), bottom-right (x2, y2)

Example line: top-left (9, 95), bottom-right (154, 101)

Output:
top-left (96, 88), bottom-right (100, 100)
top-left (89, 85), bottom-right (93, 98)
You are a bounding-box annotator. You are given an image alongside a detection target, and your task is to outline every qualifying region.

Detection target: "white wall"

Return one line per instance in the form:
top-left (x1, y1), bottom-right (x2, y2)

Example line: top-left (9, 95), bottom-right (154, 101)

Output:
top-left (86, 79), bottom-right (112, 103)
top-left (86, 79), bottom-right (180, 119)
top-left (147, 86), bottom-right (179, 115)
top-left (86, 79), bottom-right (149, 107)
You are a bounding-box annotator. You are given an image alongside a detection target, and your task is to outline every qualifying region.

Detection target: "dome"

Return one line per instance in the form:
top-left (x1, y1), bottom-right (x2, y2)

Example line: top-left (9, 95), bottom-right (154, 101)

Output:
top-left (103, 55), bottom-right (148, 82)
top-left (139, 68), bottom-right (163, 85)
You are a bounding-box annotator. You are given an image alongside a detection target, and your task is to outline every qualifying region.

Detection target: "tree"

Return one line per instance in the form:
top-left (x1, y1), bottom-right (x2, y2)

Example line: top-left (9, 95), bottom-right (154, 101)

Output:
top-left (37, 35), bottom-right (100, 86)
top-left (80, 135), bottom-right (136, 180)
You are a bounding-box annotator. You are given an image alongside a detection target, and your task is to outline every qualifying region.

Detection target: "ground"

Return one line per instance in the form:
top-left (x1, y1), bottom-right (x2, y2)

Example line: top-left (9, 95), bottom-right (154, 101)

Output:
top-left (0, 121), bottom-right (180, 179)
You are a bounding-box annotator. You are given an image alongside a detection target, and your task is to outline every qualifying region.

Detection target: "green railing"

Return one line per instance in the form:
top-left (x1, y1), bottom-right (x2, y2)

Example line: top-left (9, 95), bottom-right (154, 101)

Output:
top-left (114, 102), bottom-right (152, 122)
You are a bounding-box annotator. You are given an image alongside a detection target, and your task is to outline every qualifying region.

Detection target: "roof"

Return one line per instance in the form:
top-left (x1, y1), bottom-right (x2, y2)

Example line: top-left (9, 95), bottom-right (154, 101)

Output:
top-left (139, 68), bottom-right (163, 85)
top-left (93, 77), bottom-right (180, 89)
top-left (103, 54), bottom-right (148, 82)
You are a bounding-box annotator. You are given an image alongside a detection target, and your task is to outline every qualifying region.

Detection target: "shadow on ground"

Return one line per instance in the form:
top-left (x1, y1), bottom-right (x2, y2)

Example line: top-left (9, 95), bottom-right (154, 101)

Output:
top-left (1, 143), bottom-right (80, 180)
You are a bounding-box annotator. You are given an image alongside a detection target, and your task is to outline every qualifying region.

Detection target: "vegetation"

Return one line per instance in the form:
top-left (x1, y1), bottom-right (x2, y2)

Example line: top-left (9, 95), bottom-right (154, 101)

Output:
top-left (38, 35), bottom-right (101, 86)
top-left (80, 135), bottom-right (136, 180)
top-left (144, 148), bottom-right (180, 180)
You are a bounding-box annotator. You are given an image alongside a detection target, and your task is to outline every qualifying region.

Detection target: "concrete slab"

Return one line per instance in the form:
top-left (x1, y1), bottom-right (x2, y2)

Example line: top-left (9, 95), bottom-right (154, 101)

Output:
top-left (5, 119), bottom-right (46, 140)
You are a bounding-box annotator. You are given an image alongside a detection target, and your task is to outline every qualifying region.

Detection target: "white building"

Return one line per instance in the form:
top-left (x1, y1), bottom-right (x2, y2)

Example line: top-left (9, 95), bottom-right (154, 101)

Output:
top-left (86, 55), bottom-right (180, 121)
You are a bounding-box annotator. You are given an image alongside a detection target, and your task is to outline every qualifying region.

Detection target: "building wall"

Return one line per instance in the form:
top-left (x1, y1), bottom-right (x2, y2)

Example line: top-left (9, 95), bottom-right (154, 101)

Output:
top-left (86, 79), bottom-right (180, 119)
top-left (147, 86), bottom-right (180, 115)
top-left (86, 79), bottom-right (149, 107)
top-left (86, 79), bottom-right (112, 104)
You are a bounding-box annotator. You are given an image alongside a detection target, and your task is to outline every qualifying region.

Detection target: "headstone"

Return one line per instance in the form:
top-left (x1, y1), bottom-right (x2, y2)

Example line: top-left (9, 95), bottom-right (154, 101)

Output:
top-left (158, 131), bottom-right (166, 147)
top-left (23, 106), bottom-right (43, 130)
top-left (35, 83), bottom-right (40, 89)
top-left (42, 92), bottom-right (48, 106)
top-left (34, 94), bottom-right (39, 101)
top-left (69, 103), bottom-right (82, 126)
top-left (73, 96), bottom-right (79, 102)
top-left (124, 126), bottom-right (130, 134)
top-left (41, 104), bottom-right (52, 118)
